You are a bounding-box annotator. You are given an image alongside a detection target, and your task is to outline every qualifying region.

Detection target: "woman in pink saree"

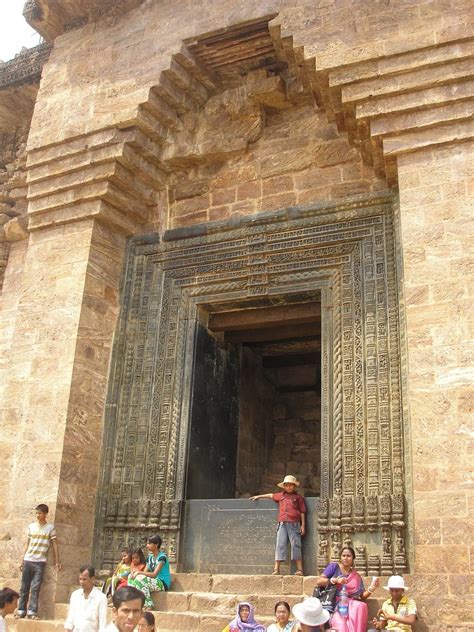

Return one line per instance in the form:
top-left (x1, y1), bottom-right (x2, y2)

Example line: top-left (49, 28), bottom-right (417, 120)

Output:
top-left (315, 547), bottom-right (379, 632)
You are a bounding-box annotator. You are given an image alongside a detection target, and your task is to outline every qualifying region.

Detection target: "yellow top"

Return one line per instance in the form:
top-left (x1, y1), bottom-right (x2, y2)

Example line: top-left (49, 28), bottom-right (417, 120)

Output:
top-left (382, 595), bottom-right (417, 631)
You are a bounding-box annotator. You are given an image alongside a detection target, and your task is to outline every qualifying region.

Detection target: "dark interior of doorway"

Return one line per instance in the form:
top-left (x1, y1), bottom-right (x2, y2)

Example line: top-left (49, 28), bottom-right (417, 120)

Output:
top-left (185, 297), bottom-right (322, 501)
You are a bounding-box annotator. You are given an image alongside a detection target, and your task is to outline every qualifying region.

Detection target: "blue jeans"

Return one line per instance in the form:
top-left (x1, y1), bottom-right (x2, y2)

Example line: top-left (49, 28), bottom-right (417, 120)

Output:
top-left (18, 561), bottom-right (46, 616)
top-left (275, 521), bottom-right (302, 561)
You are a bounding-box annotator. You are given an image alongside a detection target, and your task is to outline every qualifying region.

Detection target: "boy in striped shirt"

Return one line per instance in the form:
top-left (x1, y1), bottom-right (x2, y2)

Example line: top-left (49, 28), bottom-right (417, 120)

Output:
top-left (16, 503), bottom-right (61, 620)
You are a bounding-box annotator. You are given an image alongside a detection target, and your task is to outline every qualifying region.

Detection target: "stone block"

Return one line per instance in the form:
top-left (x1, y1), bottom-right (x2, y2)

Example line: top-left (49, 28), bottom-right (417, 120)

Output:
top-left (237, 180), bottom-right (261, 201)
top-left (230, 199), bottom-right (259, 214)
top-left (313, 140), bottom-right (357, 167)
top-left (198, 615), bottom-right (233, 632)
top-left (415, 545), bottom-right (467, 574)
top-left (209, 205), bottom-right (231, 221)
top-left (211, 574), bottom-right (283, 595)
top-left (282, 574), bottom-right (305, 595)
top-left (171, 573), bottom-right (212, 592)
top-left (261, 191), bottom-right (296, 211)
top-left (3, 215), bottom-right (28, 241)
top-left (414, 492), bottom-right (467, 520)
top-left (189, 591), bottom-right (237, 614)
top-left (262, 175), bottom-right (294, 196)
top-left (441, 517), bottom-right (473, 546)
top-left (172, 210), bottom-right (208, 228)
top-left (211, 187), bottom-right (236, 205)
top-left (154, 611), bottom-right (201, 630)
top-left (414, 518), bottom-right (441, 545)
top-left (294, 166), bottom-right (341, 190)
top-left (261, 150), bottom-right (313, 179)
top-left (330, 180), bottom-right (372, 198)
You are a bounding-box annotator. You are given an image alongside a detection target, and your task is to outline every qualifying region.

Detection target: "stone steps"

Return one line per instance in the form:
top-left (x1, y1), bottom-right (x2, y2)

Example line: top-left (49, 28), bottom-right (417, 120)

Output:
top-left (10, 572), bottom-right (385, 632)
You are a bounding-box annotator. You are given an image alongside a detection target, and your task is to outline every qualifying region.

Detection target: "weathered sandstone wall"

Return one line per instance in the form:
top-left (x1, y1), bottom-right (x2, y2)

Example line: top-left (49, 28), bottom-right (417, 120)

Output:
top-left (397, 141), bottom-right (473, 625)
top-left (0, 1), bottom-right (472, 626)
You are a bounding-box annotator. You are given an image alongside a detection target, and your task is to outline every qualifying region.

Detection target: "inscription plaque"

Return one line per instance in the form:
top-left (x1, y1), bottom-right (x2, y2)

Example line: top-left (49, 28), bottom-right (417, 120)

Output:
top-left (181, 498), bottom-right (318, 575)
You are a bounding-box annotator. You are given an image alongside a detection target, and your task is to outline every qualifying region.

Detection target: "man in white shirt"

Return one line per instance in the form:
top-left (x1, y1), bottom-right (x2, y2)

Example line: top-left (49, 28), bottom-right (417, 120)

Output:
top-left (64, 566), bottom-right (107, 632)
top-left (105, 586), bottom-right (144, 632)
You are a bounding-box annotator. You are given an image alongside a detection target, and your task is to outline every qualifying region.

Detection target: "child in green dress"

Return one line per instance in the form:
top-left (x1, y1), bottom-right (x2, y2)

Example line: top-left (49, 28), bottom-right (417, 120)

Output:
top-left (103, 548), bottom-right (132, 597)
top-left (128, 535), bottom-right (171, 609)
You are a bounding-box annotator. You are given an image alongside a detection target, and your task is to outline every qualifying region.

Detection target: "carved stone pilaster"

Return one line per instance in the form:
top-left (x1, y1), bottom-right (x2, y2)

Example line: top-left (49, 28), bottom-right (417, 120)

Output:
top-left (331, 531), bottom-right (342, 563)
top-left (368, 554), bottom-right (380, 577)
top-left (381, 528), bottom-right (393, 576)
top-left (394, 527), bottom-right (407, 574)
top-left (353, 496), bottom-right (365, 531)
top-left (355, 544), bottom-right (367, 575)
top-left (366, 496), bottom-right (379, 532)
top-left (318, 533), bottom-right (329, 572)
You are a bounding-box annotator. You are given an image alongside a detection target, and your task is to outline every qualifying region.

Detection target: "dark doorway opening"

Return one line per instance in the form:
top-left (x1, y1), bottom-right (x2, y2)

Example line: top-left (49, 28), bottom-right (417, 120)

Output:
top-left (185, 298), bottom-right (321, 501)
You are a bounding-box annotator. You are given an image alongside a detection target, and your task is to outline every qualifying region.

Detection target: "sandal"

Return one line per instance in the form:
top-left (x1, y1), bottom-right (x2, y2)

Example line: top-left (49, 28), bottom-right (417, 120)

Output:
top-left (14, 613), bottom-right (25, 619)
top-left (294, 570), bottom-right (304, 576)
top-left (272, 569), bottom-right (280, 575)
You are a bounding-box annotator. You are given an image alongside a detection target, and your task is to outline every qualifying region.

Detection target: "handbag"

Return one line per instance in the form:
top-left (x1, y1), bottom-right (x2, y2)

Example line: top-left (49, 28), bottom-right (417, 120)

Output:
top-left (313, 581), bottom-right (338, 612)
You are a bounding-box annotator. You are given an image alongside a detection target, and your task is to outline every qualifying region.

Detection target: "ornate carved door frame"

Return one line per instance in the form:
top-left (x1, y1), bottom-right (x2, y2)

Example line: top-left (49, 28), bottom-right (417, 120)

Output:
top-left (94, 190), bottom-right (408, 575)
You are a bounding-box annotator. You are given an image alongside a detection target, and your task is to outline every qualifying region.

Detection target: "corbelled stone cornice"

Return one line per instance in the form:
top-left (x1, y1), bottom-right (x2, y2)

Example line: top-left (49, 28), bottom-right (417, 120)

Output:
top-left (0, 43), bottom-right (52, 132)
top-left (24, 44), bottom-right (221, 234)
top-left (270, 18), bottom-right (474, 185)
top-left (0, 43), bottom-right (51, 88)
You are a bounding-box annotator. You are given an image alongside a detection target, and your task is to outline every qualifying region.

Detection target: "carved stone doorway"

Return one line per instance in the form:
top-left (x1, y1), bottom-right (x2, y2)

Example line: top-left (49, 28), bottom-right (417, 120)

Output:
top-left (94, 191), bottom-right (408, 577)
top-left (181, 298), bottom-right (323, 573)
top-left (185, 298), bottom-right (322, 502)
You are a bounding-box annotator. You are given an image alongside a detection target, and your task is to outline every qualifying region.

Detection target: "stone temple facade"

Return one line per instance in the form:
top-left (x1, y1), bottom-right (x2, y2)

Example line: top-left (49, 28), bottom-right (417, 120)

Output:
top-left (0, 1), bottom-right (472, 630)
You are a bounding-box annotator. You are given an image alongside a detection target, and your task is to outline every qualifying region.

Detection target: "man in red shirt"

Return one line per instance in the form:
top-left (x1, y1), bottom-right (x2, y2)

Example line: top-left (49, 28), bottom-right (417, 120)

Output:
top-left (250, 474), bottom-right (307, 576)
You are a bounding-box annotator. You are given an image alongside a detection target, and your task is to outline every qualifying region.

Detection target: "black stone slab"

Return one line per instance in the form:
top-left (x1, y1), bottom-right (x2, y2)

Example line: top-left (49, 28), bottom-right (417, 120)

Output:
top-left (180, 497), bottom-right (319, 575)
top-left (185, 323), bottom-right (240, 500)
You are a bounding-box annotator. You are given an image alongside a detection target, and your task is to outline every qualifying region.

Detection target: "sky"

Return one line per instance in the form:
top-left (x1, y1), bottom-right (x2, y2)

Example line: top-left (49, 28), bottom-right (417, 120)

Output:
top-left (0, 0), bottom-right (42, 63)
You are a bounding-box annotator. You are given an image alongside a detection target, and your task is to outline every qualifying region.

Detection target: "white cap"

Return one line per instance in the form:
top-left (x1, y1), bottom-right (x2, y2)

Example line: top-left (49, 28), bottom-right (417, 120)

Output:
top-left (383, 575), bottom-right (408, 591)
top-left (292, 597), bottom-right (330, 626)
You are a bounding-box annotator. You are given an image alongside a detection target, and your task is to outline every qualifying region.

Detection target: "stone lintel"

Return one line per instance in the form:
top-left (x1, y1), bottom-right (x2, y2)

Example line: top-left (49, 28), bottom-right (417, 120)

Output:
top-left (162, 190), bottom-right (395, 242)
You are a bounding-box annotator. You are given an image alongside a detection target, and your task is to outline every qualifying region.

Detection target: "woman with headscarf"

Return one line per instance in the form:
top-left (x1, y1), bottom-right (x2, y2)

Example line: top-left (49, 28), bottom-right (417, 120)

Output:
top-left (221, 601), bottom-right (266, 632)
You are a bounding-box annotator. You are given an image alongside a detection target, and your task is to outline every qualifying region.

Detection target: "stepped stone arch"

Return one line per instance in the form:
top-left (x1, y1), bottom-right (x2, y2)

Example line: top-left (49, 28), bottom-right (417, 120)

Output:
top-left (24, 7), bottom-right (459, 576)
top-left (38, 16), bottom-right (411, 573)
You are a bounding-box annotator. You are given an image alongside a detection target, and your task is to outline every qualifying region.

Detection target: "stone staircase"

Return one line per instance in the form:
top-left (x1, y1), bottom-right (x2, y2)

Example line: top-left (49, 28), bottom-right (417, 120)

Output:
top-left (8, 572), bottom-right (384, 632)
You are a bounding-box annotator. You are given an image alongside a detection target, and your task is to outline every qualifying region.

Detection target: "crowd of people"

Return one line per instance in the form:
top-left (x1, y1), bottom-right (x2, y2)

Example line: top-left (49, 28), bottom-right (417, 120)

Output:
top-left (221, 566), bottom-right (415, 631)
top-left (0, 476), bottom-right (418, 631)
top-left (0, 503), bottom-right (169, 631)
